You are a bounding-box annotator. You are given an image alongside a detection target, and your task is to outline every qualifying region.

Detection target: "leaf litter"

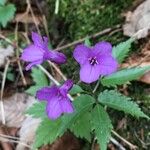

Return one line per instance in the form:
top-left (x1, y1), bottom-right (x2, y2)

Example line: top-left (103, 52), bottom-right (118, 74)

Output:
top-left (122, 38), bottom-right (150, 84)
top-left (123, 0), bottom-right (150, 39)
top-left (0, 93), bottom-right (41, 149)
top-left (0, 45), bottom-right (14, 67)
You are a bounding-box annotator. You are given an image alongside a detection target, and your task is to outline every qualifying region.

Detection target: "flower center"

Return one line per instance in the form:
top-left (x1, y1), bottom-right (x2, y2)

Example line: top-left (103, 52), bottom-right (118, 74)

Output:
top-left (89, 57), bottom-right (99, 66)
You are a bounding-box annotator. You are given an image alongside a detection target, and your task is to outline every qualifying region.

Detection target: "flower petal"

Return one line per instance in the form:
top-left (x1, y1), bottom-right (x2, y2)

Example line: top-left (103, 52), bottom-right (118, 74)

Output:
top-left (31, 32), bottom-right (42, 46)
top-left (80, 62), bottom-right (101, 83)
top-left (46, 96), bottom-right (63, 120)
top-left (60, 80), bottom-right (73, 92)
top-left (43, 36), bottom-right (49, 46)
top-left (73, 44), bottom-right (90, 65)
top-left (31, 32), bottom-right (43, 47)
top-left (94, 41), bottom-right (112, 55)
top-left (21, 45), bottom-right (44, 62)
top-left (25, 59), bottom-right (43, 70)
top-left (60, 98), bottom-right (74, 113)
top-left (42, 36), bottom-right (49, 51)
top-left (98, 55), bottom-right (118, 75)
top-left (46, 51), bottom-right (67, 64)
top-left (31, 32), bottom-right (49, 50)
top-left (36, 86), bottom-right (58, 101)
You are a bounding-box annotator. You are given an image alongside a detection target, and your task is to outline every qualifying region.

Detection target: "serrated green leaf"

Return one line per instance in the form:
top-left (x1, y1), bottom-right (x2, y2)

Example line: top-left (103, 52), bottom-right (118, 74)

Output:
top-left (69, 84), bottom-right (84, 95)
top-left (26, 67), bottom-right (49, 96)
top-left (0, 0), bottom-right (6, 5)
top-left (101, 66), bottom-right (150, 87)
top-left (58, 94), bottom-right (95, 136)
top-left (92, 104), bottom-right (113, 150)
top-left (112, 38), bottom-right (133, 63)
top-left (98, 90), bottom-right (149, 119)
top-left (70, 111), bottom-right (91, 142)
top-left (33, 118), bottom-right (61, 149)
top-left (26, 102), bottom-right (47, 118)
top-left (0, 4), bottom-right (16, 27)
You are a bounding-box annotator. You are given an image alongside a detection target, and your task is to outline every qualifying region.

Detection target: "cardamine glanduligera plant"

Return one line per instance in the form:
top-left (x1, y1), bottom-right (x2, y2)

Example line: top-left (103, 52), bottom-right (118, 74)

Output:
top-left (23, 32), bottom-right (150, 150)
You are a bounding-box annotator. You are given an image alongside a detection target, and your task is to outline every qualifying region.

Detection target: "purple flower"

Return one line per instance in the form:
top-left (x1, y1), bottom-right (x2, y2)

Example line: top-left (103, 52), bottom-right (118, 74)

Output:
top-left (73, 41), bottom-right (118, 83)
top-left (36, 80), bottom-right (74, 120)
top-left (21, 32), bottom-right (66, 70)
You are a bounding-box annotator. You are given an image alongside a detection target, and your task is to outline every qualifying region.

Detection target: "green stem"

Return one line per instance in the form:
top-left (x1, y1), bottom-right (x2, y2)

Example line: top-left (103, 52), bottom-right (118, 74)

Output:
top-left (92, 80), bottom-right (100, 93)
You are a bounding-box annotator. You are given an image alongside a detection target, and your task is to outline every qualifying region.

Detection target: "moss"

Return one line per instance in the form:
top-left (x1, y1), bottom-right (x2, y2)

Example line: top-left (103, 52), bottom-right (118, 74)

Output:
top-left (47, 0), bottom-right (132, 41)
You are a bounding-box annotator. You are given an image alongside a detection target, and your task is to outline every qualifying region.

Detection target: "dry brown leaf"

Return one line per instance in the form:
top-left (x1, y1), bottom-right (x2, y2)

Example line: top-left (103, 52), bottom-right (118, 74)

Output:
top-left (116, 118), bottom-right (127, 131)
top-left (0, 125), bottom-right (18, 150)
top-left (123, 0), bottom-right (150, 39)
top-left (122, 38), bottom-right (150, 84)
top-left (48, 132), bottom-right (82, 150)
top-left (0, 126), bottom-right (14, 150)
top-left (140, 71), bottom-right (150, 84)
top-left (0, 93), bottom-right (41, 149)
top-left (0, 93), bottom-right (35, 127)
top-left (0, 45), bottom-right (14, 67)
top-left (16, 117), bottom-right (41, 150)
top-left (14, 13), bottom-right (42, 25)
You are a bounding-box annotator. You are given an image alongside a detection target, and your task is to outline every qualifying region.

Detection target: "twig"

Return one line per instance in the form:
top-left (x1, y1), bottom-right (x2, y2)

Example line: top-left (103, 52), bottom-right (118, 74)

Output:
top-left (26, 0), bottom-right (41, 35)
top-left (15, 22), bottom-right (27, 86)
top-left (54, 24), bottom-right (121, 51)
top-left (0, 136), bottom-right (31, 149)
top-left (108, 28), bottom-right (123, 36)
top-left (110, 137), bottom-right (126, 150)
top-left (0, 59), bottom-right (10, 125)
top-left (47, 61), bottom-right (67, 81)
top-left (0, 134), bottom-right (20, 140)
top-left (91, 137), bottom-right (96, 150)
top-left (112, 130), bottom-right (137, 150)
top-left (38, 65), bottom-right (60, 86)
top-left (0, 34), bottom-right (22, 52)
top-left (0, 34), bottom-right (14, 46)
top-left (42, 15), bottom-right (51, 42)
top-left (134, 131), bottom-right (147, 149)
top-left (57, 38), bottom-right (66, 47)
